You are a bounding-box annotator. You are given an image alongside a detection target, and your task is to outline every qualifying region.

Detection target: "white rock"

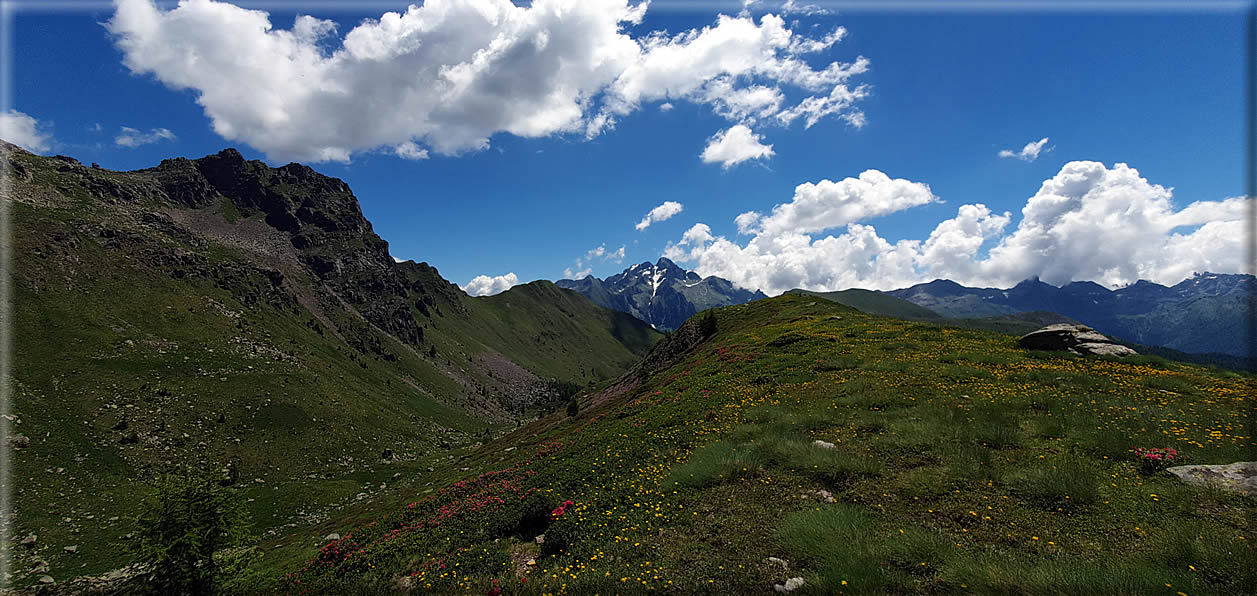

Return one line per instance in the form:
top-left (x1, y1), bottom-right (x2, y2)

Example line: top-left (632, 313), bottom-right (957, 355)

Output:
top-left (765, 557), bottom-right (789, 569)
top-left (774, 577), bottom-right (806, 592)
top-left (812, 440), bottom-right (835, 449)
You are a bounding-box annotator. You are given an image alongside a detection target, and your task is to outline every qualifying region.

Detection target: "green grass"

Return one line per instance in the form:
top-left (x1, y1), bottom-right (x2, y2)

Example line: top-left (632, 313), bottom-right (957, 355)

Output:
top-left (664, 441), bottom-right (763, 488)
top-left (262, 294), bottom-right (1255, 595)
top-left (1005, 456), bottom-right (1102, 510)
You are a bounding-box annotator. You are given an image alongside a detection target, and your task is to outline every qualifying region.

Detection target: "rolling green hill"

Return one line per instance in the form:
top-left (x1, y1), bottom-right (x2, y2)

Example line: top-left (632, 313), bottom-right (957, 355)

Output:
top-left (240, 295), bottom-right (1253, 595)
top-left (6, 144), bottom-right (659, 587)
top-left (786, 288), bottom-right (945, 321)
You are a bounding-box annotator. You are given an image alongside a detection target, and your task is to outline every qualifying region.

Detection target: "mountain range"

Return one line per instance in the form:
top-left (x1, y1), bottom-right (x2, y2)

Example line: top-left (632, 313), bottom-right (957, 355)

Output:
top-left (559, 259), bottom-right (1251, 359)
top-left (556, 257), bottom-right (767, 331)
top-left (884, 274), bottom-right (1253, 357)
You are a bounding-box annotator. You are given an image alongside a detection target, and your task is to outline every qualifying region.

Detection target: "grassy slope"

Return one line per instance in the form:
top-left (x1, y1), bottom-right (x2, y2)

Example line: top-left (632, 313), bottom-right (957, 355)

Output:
top-left (787, 288), bottom-right (944, 321)
top-left (270, 295), bottom-right (1255, 595)
top-left (9, 149), bottom-right (658, 587)
top-left (465, 281), bottom-right (660, 383)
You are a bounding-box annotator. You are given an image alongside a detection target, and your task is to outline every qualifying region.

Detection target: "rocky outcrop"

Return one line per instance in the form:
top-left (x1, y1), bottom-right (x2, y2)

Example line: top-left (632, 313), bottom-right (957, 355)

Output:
top-left (1017, 324), bottom-right (1137, 357)
top-left (144, 149), bottom-right (427, 347)
top-left (1165, 462), bottom-right (1257, 496)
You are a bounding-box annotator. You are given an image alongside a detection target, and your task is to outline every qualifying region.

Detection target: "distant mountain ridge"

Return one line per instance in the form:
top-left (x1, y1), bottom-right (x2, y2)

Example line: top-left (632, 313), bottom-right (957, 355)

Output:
top-left (885, 273), bottom-right (1254, 356)
top-left (557, 257), bottom-right (767, 330)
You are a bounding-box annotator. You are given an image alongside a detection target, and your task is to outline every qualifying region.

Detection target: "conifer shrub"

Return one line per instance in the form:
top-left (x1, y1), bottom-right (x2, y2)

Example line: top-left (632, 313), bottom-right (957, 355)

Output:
top-left (129, 466), bottom-right (252, 595)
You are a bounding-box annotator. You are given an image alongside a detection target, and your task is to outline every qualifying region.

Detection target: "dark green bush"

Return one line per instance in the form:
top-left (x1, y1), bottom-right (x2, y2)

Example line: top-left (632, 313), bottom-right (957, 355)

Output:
top-left (129, 466), bottom-right (252, 595)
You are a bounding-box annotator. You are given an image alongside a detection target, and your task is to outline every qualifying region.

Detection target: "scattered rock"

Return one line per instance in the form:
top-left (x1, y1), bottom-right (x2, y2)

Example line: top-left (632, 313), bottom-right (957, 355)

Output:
top-left (812, 440), bottom-right (835, 449)
top-left (1017, 324), bottom-right (1136, 357)
top-left (774, 577), bottom-right (805, 592)
top-left (38, 575), bottom-right (54, 585)
top-left (63, 545), bottom-right (77, 554)
top-left (381, 449), bottom-right (394, 460)
top-left (534, 534), bottom-right (545, 545)
top-left (7, 434), bottom-right (30, 449)
top-left (254, 478), bottom-right (265, 484)
top-left (355, 492), bottom-right (368, 500)
top-left (20, 534), bottom-right (36, 547)
top-left (1166, 461), bottom-right (1257, 496)
top-left (324, 533), bottom-right (340, 542)
top-left (765, 557), bottom-right (789, 569)
top-left (392, 473), bottom-right (402, 480)
top-left (30, 559), bottom-right (48, 573)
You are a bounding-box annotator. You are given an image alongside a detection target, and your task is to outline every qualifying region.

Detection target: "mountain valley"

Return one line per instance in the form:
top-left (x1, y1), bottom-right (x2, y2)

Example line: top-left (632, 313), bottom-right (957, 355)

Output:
top-left (4, 144), bottom-right (1253, 594)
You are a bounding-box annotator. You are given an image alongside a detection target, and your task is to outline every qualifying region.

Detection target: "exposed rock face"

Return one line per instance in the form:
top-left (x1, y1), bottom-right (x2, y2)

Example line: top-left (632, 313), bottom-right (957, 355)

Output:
top-left (1166, 462), bottom-right (1257, 496)
top-left (174, 150), bottom-right (425, 347)
top-left (1018, 324), bottom-right (1137, 357)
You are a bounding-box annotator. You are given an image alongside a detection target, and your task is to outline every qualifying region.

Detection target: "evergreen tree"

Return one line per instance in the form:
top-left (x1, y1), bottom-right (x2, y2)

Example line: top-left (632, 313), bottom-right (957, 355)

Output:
top-left (699, 310), bottom-right (718, 338)
top-left (130, 465), bottom-right (252, 595)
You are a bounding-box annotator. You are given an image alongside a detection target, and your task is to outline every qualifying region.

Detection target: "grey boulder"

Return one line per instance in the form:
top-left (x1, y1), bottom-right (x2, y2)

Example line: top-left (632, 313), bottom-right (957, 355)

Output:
top-left (1018, 324), bottom-right (1136, 357)
top-left (1166, 462), bottom-right (1257, 496)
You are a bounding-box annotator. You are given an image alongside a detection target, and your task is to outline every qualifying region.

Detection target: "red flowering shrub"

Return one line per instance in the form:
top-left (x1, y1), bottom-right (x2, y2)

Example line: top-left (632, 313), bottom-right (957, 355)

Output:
top-left (550, 499), bottom-right (575, 519)
top-left (313, 535), bottom-right (359, 568)
top-left (1134, 447), bottom-right (1178, 474)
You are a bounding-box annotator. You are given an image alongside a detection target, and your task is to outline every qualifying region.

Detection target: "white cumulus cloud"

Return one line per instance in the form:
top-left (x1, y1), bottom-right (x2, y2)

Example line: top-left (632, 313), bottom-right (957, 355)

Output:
top-left (462, 272), bottom-right (519, 296)
top-left (564, 242), bottom-right (627, 278)
top-left (394, 142), bottom-right (429, 160)
top-left (742, 169), bottom-right (939, 238)
top-left (0, 110), bottom-right (53, 153)
top-left (106, 0), bottom-right (869, 164)
top-left (999, 136), bottom-right (1051, 162)
top-left (607, 245), bottom-right (627, 263)
top-left (700, 124), bottom-right (774, 168)
top-left (635, 200), bottom-right (684, 230)
top-left (563, 266), bottom-right (593, 280)
top-left (116, 126), bottom-right (177, 147)
top-left (664, 161), bottom-right (1252, 295)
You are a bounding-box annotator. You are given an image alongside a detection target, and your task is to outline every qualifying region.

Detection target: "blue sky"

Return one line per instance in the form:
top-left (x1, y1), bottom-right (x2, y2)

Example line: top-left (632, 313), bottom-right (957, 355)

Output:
top-left (4, 1), bottom-right (1251, 295)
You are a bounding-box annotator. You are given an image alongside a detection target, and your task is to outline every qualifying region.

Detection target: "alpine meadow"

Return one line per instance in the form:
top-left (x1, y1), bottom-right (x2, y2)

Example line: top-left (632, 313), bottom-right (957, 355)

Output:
top-left (2, 1), bottom-right (1254, 594)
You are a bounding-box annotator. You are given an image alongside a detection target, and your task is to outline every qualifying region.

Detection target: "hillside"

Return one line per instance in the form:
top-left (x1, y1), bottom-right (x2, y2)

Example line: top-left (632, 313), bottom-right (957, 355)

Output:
top-left (5, 144), bottom-right (660, 587)
top-left (795, 291), bottom-right (1253, 373)
top-left (886, 275), bottom-right (1254, 356)
top-left (557, 257), bottom-right (767, 331)
top-left (256, 295), bottom-right (1254, 595)
top-left (786, 288), bottom-right (945, 322)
